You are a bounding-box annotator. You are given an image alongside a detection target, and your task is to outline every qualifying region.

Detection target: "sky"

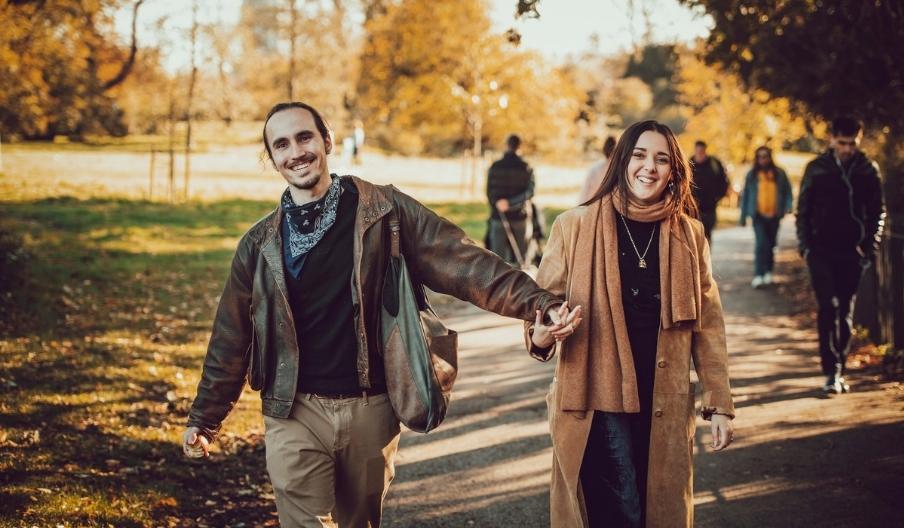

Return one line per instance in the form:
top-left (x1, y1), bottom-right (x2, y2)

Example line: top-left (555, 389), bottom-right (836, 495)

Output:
top-left (116, 0), bottom-right (713, 72)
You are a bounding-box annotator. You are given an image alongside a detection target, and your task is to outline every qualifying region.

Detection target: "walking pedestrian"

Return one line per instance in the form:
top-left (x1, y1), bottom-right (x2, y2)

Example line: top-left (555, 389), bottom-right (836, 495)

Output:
top-left (529, 120), bottom-right (735, 527)
top-left (797, 116), bottom-right (885, 394)
top-left (486, 134), bottom-right (538, 267)
top-left (181, 102), bottom-right (580, 527)
top-left (739, 146), bottom-right (793, 288)
top-left (579, 135), bottom-right (617, 204)
top-left (689, 140), bottom-right (730, 242)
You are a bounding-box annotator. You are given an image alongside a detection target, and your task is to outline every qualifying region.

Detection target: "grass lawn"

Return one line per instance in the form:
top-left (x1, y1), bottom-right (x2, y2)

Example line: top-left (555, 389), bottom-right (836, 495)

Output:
top-left (2, 168), bottom-right (744, 525)
top-left (0, 188), bottom-right (568, 526)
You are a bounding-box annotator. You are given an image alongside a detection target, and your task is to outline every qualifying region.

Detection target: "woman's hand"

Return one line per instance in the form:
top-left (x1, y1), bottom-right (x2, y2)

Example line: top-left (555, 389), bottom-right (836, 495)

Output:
top-left (532, 302), bottom-right (583, 349)
top-left (710, 414), bottom-right (734, 451)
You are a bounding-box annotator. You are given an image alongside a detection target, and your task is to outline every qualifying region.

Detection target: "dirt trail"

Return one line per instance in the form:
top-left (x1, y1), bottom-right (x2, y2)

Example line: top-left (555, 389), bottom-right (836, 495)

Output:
top-left (382, 219), bottom-right (904, 527)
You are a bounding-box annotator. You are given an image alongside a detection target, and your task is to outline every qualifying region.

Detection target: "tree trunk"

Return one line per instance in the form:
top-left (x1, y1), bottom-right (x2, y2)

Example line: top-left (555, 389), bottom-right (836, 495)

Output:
top-left (287, 0), bottom-right (298, 99)
top-left (184, 0), bottom-right (199, 201)
top-left (877, 135), bottom-right (904, 350)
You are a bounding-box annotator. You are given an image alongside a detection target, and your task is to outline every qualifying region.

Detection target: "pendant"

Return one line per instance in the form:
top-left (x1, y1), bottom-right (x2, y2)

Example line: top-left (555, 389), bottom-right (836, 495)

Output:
top-left (638, 258), bottom-right (647, 269)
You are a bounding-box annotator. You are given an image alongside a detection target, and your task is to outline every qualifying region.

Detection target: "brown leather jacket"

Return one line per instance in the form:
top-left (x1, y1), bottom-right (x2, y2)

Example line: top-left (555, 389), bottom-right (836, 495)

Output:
top-left (187, 176), bottom-right (561, 441)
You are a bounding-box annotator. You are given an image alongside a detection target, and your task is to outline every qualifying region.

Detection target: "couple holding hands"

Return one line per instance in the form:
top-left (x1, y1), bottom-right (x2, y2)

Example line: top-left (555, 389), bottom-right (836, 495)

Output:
top-left (183, 102), bottom-right (733, 528)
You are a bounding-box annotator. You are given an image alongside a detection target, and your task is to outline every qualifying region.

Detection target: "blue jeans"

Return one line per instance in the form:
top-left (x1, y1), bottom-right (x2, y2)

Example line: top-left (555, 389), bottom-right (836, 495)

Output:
top-left (753, 214), bottom-right (781, 276)
top-left (580, 412), bottom-right (646, 528)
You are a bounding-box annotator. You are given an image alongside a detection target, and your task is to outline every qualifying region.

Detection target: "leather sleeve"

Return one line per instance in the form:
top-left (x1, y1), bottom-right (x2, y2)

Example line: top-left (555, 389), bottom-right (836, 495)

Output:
top-left (186, 235), bottom-right (255, 442)
top-left (690, 225), bottom-right (735, 420)
top-left (392, 188), bottom-right (561, 320)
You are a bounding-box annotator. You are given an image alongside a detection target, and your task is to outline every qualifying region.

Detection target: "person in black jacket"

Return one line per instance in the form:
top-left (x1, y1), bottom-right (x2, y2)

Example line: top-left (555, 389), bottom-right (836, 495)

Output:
top-left (797, 117), bottom-right (885, 394)
top-left (690, 141), bottom-right (730, 242)
top-left (486, 134), bottom-right (538, 266)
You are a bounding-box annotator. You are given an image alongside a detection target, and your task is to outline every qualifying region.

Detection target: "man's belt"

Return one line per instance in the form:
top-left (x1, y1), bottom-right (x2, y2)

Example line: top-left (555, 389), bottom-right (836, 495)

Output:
top-left (307, 387), bottom-right (387, 400)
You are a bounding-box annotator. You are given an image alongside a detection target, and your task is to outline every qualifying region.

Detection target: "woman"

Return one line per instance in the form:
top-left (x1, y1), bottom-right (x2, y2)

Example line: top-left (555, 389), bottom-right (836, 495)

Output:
top-left (739, 146), bottom-right (793, 288)
top-left (528, 121), bottom-right (735, 527)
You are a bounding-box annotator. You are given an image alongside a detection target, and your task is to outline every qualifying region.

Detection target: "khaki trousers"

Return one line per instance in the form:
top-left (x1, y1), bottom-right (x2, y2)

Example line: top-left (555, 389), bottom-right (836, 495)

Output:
top-left (264, 392), bottom-right (401, 528)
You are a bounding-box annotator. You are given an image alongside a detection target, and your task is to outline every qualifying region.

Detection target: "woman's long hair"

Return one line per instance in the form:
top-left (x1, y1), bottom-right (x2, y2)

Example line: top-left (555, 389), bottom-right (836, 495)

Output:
top-left (583, 120), bottom-right (699, 219)
top-left (754, 145), bottom-right (774, 171)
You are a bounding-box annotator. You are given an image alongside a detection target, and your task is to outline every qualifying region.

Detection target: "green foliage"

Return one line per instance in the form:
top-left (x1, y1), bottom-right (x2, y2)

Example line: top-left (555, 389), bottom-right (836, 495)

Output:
top-left (681, 1), bottom-right (904, 132)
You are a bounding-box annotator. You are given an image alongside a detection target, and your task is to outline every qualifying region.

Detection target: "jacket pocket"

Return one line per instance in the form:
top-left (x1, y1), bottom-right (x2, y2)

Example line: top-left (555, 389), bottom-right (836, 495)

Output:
top-left (246, 306), bottom-right (264, 391)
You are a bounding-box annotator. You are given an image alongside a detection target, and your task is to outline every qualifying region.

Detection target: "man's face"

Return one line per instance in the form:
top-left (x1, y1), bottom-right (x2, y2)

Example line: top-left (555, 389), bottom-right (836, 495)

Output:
top-left (265, 108), bottom-right (332, 190)
top-left (831, 133), bottom-right (861, 164)
top-left (694, 145), bottom-right (707, 161)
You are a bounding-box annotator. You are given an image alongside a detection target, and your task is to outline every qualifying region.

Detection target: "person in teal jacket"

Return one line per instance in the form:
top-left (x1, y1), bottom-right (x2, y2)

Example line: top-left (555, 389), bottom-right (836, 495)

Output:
top-left (740, 146), bottom-right (793, 288)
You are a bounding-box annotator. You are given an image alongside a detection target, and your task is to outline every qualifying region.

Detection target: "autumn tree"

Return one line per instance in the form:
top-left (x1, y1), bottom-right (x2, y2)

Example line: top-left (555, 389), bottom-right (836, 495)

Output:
top-left (675, 47), bottom-right (811, 166)
top-left (356, 0), bottom-right (582, 157)
top-left (0, 0), bottom-right (144, 138)
top-left (235, 0), bottom-right (356, 127)
top-left (681, 0), bottom-right (904, 350)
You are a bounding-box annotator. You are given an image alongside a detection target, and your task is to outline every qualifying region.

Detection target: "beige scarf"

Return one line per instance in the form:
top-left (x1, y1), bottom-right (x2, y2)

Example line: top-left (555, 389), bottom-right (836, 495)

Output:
top-left (559, 191), bottom-right (702, 413)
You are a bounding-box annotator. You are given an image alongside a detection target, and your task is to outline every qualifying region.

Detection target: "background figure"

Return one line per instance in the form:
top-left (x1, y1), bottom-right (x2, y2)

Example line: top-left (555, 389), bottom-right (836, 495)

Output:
top-left (740, 146), bottom-right (793, 288)
top-left (796, 117), bottom-right (885, 394)
top-left (578, 135), bottom-right (617, 203)
top-left (352, 119), bottom-right (365, 165)
top-left (690, 140), bottom-right (730, 241)
top-left (486, 134), bottom-right (537, 267)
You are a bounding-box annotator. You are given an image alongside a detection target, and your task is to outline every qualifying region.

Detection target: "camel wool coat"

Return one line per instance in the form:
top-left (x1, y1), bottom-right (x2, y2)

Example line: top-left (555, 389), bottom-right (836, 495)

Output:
top-left (527, 205), bottom-right (734, 527)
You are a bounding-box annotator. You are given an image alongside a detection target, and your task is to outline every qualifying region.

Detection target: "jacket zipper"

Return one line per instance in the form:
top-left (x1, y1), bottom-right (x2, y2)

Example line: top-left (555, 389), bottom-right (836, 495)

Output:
top-left (836, 157), bottom-right (866, 249)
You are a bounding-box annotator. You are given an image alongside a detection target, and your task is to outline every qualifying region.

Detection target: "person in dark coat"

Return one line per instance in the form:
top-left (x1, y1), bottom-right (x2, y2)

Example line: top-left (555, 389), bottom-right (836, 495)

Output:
top-left (690, 140), bottom-right (730, 242)
top-left (740, 146), bottom-right (793, 288)
top-left (796, 116), bottom-right (885, 394)
top-left (486, 134), bottom-right (537, 266)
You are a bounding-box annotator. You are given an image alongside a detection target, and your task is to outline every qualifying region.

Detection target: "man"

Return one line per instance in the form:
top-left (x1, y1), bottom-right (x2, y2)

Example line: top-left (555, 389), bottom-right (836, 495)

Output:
top-left (578, 135), bottom-right (617, 204)
top-left (797, 117), bottom-right (885, 394)
top-left (486, 134), bottom-right (538, 267)
top-left (690, 140), bottom-right (730, 241)
top-left (181, 102), bottom-right (579, 527)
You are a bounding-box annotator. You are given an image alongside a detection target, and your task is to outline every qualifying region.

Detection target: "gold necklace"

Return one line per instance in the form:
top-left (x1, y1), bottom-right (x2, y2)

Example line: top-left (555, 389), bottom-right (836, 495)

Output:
top-left (619, 214), bottom-right (657, 268)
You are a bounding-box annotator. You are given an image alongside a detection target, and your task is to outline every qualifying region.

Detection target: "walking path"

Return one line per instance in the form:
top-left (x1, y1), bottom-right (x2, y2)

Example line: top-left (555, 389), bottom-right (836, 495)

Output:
top-left (382, 219), bottom-right (904, 527)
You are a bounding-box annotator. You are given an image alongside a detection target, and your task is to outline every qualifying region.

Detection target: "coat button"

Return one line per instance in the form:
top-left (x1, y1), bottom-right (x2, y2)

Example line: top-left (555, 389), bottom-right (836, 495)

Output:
top-left (654, 409), bottom-right (663, 417)
top-left (657, 360), bottom-right (666, 368)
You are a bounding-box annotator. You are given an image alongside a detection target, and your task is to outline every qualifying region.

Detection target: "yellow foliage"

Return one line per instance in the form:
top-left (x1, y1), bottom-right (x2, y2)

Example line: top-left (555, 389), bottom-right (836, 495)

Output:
top-left (676, 46), bottom-right (810, 166)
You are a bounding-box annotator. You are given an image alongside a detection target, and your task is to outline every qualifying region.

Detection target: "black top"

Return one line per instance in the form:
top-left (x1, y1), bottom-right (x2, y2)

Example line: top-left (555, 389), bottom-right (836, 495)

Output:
top-left (486, 151), bottom-right (535, 220)
top-left (283, 183), bottom-right (360, 394)
top-left (616, 214), bottom-right (661, 414)
top-left (690, 156), bottom-right (729, 212)
top-left (796, 149), bottom-right (884, 256)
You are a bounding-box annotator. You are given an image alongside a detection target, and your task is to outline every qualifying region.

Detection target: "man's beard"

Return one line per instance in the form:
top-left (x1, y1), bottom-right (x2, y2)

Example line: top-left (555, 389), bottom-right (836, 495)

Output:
top-left (290, 171), bottom-right (323, 190)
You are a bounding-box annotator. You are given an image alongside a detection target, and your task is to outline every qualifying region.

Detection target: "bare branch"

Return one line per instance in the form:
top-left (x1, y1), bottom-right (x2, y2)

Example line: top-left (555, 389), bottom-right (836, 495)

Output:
top-left (102, 0), bottom-right (146, 92)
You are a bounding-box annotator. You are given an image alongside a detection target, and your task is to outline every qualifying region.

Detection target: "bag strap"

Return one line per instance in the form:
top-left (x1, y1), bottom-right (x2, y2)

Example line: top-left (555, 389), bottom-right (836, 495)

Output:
top-left (389, 208), bottom-right (401, 258)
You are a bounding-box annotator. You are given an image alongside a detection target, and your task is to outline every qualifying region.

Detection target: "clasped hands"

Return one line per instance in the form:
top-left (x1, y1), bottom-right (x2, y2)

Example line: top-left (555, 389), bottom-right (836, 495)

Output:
top-left (532, 301), bottom-right (583, 349)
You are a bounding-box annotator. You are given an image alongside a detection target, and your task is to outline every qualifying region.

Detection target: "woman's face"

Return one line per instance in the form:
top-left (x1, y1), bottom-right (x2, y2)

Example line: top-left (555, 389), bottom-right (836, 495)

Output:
top-left (626, 131), bottom-right (672, 205)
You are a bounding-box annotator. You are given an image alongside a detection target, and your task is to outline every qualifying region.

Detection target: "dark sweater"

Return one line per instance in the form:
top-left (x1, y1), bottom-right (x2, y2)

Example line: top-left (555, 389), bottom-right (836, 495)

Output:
top-left (615, 214), bottom-right (661, 414)
top-left (283, 185), bottom-right (360, 394)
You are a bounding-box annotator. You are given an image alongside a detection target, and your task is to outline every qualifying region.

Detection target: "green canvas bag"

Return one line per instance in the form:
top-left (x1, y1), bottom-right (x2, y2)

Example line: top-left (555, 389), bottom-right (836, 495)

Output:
top-left (380, 211), bottom-right (458, 433)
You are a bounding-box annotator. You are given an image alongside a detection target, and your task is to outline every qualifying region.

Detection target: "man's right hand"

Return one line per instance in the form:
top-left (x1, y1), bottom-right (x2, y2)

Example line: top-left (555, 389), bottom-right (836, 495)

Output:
top-left (182, 427), bottom-right (210, 459)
